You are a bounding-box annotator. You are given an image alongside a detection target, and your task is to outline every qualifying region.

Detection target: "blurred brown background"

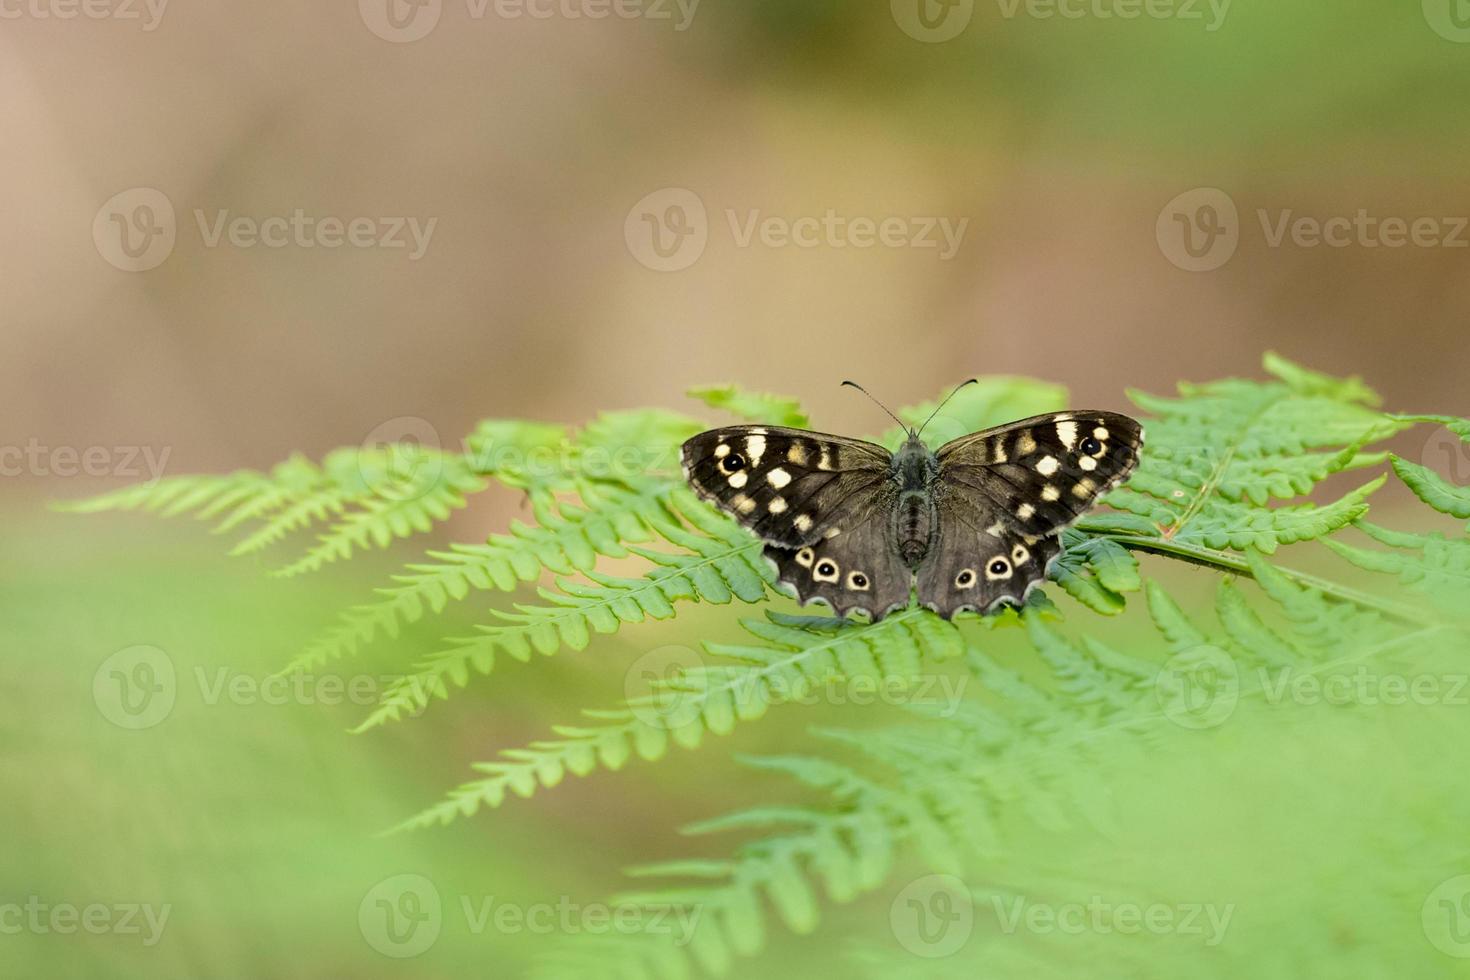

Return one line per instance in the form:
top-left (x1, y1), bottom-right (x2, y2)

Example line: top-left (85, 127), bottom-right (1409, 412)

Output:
top-left (3, 2), bottom-right (1467, 489)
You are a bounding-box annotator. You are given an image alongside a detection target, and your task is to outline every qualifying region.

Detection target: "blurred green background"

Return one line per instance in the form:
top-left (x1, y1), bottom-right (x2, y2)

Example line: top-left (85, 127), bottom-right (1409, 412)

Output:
top-left (5, 2), bottom-right (1470, 977)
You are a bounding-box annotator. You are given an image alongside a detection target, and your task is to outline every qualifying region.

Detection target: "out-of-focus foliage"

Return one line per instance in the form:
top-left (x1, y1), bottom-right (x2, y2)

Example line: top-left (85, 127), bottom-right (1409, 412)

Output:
top-left (64, 355), bottom-right (1470, 978)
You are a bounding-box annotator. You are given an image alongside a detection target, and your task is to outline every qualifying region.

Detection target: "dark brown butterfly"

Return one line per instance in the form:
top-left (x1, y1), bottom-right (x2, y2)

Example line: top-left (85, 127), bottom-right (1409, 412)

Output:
top-left (681, 382), bottom-right (1143, 620)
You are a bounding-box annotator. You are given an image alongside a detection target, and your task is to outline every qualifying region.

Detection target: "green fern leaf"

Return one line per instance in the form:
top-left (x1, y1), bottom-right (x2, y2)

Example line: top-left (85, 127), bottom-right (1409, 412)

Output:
top-left (688, 385), bottom-right (810, 428)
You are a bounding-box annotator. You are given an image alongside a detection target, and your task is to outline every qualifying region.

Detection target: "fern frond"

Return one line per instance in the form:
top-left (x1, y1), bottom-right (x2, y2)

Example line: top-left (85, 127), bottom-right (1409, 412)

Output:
top-left (534, 554), bottom-right (1449, 979)
top-left (352, 496), bottom-right (773, 730)
top-left (687, 385), bottom-right (809, 428)
top-left (1106, 354), bottom-right (1404, 552)
top-left (1388, 453), bottom-right (1470, 519)
top-left (1322, 521), bottom-right (1470, 618)
top-left (282, 476), bottom-right (686, 672)
top-left (392, 610), bottom-right (961, 830)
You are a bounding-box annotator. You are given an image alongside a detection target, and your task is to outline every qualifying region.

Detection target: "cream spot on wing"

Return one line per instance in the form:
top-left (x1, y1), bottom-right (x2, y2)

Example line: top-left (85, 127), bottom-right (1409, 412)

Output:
top-left (1073, 478), bottom-right (1097, 499)
top-left (846, 570), bottom-right (870, 591)
top-left (749, 427), bottom-right (768, 435)
top-left (954, 568), bottom-right (976, 589)
top-left (1011, 544), bottom-right (1030, 565)
top-left (1057, 421), bottom-right (1079, 450)
top-left (1016, 431), bottom-right (1037, 455)
top-left (787, 444), bottom-right (808, 466)
top-left (992, 441), bottom-right (1008, 463)
top-left (715, 443), bottom-right (731, 458)
top-left (822, 527), bottom-right (842, 539)
top-left (1093, 426), bottom-right (1110, 441)
top-left (732, 493), bottom-right (756, 514)
top-left (795, 547), bottom-right (815, 567)
top-left (1042, 485), bottom-right (1060, 502)
top-left (728, 470), bottom-right (748, 488)
top-left (768, 496), bottom-right (787, 514)
top-left (745, 436), bottom-right (766, 466)
top-left (1079, 456), bottom-right (1098, 472)
top-left (1016, 503), bottom-right (1035, 520)
top-left (817, 446), bottom-right (833, 470)
top-left (1036, 456), bottom-right (1059, 477)
top-left (794, 514), bottom-right (814, 533)
top-left (767, 467), bottom-right (791, 489)
top-left (985, 521), bottom-right (1005, 537)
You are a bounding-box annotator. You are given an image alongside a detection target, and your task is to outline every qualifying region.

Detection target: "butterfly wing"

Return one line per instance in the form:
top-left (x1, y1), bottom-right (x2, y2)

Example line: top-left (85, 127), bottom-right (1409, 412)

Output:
top-left (682, 425), bottom-right (911, 619)
top-left (765, 520), bottom-right (913, 621)
top-left (680, 426), bottom-right (893, 549)
top-left (916, 411), bottom-right (1143, 619)
top-left (934, 411), bottom-right (1144, 537)
top-left (915, 506), bottom-right (1064, 617)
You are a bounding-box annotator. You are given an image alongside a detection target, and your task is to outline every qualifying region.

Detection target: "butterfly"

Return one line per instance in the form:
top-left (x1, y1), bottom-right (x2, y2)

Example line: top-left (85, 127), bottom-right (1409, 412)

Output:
top-left (680, 381), bottom-right (1144, 621)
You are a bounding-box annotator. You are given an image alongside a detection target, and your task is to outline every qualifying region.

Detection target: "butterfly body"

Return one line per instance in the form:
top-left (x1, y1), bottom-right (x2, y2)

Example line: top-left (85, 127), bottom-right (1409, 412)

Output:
top-left (681, 410), bottom-right (1142, 621)
top-left (890, 433), bottom-right (940, 567)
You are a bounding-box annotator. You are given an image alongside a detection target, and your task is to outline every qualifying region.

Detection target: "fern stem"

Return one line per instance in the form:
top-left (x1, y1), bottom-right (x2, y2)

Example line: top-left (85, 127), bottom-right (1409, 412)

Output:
top-left (1089, 531), bottom-right (1423, 623)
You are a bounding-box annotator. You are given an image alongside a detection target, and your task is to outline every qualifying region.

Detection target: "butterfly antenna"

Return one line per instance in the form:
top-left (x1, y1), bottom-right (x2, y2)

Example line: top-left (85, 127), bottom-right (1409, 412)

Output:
top-left (916, 378), bottom-right (979, 439)
top-left (840, 380), bottom-right (912, 436)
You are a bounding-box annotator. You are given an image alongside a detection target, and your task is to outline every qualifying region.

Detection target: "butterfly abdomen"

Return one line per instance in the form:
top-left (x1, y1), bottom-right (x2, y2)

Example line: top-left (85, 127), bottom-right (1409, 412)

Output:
top-left (889, 436), bottom-right (939, 568)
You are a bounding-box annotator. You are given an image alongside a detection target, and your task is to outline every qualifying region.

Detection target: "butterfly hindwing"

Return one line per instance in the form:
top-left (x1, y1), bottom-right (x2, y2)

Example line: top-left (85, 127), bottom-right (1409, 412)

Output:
top-left (935, 411), bottom-right (1143, 538)
top-left (680, 426), bottom-right (892, 549)
top-left (766, 517), bottom-right (912, 621)
top-left (915, 498), bottom-right (1063, 617)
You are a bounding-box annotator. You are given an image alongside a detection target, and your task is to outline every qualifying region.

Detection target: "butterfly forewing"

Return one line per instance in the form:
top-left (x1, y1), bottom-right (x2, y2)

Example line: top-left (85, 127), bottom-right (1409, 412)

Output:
top-left (680, 426), bottom-right (892, 549)
top-left (934, 411), bottom-right (1143, 538)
